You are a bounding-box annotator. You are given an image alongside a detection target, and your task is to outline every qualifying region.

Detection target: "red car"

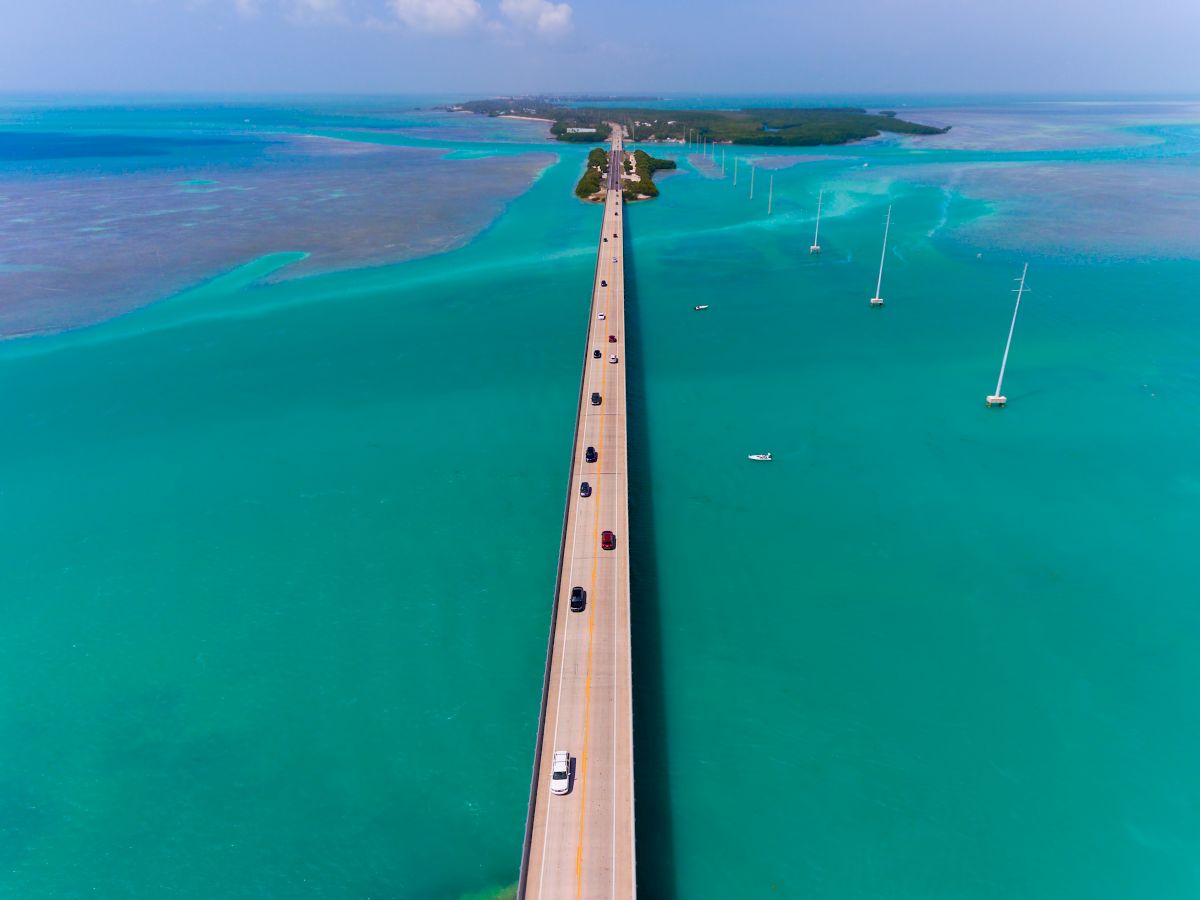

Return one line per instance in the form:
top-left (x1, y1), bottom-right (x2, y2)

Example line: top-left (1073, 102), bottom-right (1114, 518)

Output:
top-left (608, 335), bottom-right (617, 343)
top-left (601, 531), bottom-right (616, 551)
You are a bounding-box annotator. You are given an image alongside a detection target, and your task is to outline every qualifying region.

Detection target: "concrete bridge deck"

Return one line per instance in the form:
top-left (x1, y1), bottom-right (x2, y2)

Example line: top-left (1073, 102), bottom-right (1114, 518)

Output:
top-left (518, 131), bottom-right (636, 900)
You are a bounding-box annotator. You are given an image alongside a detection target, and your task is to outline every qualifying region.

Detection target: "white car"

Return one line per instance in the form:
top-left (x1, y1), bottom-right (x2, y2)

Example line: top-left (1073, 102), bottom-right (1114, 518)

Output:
top-left (598, 312), bottom-right (606, 320)
top-left (609, 355), bottom-right (618, 364)
top-left (551, 750), bottom-right (571, 795)
top-left (612, 257), bottom-right (618, 263)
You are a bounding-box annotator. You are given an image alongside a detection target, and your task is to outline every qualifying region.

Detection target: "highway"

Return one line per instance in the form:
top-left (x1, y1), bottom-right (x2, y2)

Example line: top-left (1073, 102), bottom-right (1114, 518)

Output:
top-left (518, 129), bottom-right (636, 900)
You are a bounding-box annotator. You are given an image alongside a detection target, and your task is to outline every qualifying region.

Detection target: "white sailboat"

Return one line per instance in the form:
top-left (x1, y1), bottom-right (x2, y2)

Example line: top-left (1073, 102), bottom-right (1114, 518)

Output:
top-left (986, 263), bottom-right (1030, 408)
top-left (870, 205), bottom-right (891, 307)
top-left (809, 189), bottom-right (823, 254)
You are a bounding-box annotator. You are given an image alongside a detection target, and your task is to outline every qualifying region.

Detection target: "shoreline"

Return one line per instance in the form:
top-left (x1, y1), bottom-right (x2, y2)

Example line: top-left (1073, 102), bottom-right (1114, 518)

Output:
top-left (499, 114), bottom-right (556, 124)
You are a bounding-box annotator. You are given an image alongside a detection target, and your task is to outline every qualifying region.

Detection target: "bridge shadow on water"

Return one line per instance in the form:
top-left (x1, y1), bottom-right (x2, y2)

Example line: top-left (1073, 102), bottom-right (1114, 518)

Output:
top-left (622, 210), bottom-right (678, 900)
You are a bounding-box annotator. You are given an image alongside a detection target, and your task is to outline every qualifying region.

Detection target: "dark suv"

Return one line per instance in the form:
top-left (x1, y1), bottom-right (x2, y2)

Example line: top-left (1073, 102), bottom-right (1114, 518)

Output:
top-left (585, 447), bottom-right (598, 463)
top-left (569, 586), bottom-right (586, 612)
top-left (590, 392), bottom-right (601, 406)
top-left (579, 481), bottom-right (592, 497)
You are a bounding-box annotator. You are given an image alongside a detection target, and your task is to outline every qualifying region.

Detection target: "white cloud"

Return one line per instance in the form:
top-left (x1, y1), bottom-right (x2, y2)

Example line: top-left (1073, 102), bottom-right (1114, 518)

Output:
top-left (499, 0), bottom-right (572, 34)
top-left (293, 0), bottom-right (342, 13)
top-left (286, 0), bottom-right (346, 23)
top-left (390, 0), bottom-right (482, 31)
top-left (234, 0), bottom-right (261, 17)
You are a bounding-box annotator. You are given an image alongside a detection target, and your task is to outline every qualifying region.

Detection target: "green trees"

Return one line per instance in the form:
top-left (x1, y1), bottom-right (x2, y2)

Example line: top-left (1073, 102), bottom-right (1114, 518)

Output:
top-left (622, 150), bottom-right (676, 200)
top-left (575, 148), bottom-right (610, 199)
top-left (455, 98), bottom-right (948, 147)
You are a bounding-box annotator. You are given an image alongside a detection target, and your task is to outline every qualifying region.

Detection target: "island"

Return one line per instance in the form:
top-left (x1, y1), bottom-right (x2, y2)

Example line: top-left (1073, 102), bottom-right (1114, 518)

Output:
top-left (574, 146), bottom-right (676, 203)
top-left (622, 149), bottom-right (676, 200)
top-left (452, 97), bottom-right (949, 146)
top-left (574, 148), bottom-right (609, 198)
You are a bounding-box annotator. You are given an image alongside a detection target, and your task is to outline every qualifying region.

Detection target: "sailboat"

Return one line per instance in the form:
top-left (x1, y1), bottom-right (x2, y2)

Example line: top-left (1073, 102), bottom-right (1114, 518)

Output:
top-left (870, 205), bottom-right (891, 307)
top-left (986, 264), bottom-right (1029, 407)
top-left (748, 453), bottom-right (772, 461)
top-left (809, 190), bottom-right (823, 254)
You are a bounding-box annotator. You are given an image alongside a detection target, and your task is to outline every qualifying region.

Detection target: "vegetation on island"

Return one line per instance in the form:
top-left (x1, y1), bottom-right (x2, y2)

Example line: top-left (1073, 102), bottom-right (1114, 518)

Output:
top-left (574, 147), bottom-right (610, 199)
top-left (574, 147), bottom-right (675, 202)
top-left (551, 118), bottom-right (613, 143)
top-left (623, 150), bottom-right (676, 200)
top-left (452, 97), bottom-right (948, 146)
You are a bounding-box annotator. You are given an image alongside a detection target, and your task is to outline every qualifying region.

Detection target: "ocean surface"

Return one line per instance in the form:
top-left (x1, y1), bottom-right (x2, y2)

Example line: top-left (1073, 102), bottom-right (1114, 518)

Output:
top-left (3, 96), bottom-right (1200, 898)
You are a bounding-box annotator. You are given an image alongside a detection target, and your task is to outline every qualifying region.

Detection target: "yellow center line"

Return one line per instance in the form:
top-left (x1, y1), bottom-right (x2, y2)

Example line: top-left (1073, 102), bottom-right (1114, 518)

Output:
top-left (574, 192), bottom-right (620, 898)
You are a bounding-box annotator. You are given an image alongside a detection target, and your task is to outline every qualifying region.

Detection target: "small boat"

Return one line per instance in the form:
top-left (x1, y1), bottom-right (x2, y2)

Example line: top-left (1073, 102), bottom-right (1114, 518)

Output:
top-left (694, 304), bottom-right (709, 311)
top-left (748, 453), bottom-right (772, 461)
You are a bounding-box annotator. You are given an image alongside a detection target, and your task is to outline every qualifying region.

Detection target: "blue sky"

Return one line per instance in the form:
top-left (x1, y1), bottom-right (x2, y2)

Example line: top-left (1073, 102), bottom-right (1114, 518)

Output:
top-left (2, 0), bottom-right (1197, 95)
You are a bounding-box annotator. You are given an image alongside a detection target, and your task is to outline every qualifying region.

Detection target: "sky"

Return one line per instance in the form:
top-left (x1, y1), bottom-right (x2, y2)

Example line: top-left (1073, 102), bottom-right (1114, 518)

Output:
top-left (1, 0), bottom-right (1198, 96)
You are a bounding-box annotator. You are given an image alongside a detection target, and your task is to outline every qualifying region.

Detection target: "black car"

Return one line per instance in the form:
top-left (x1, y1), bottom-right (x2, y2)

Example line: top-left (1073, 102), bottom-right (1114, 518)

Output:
top-left (603, 237), bottom-right (608, 242)
top-left (590, 393), bottom-right (601, 406)
top-left (601, 280), bottom-right (607, 287)
top-left (585, 446), bottom-right (598, 463)
top-left (580, 481), bottom-right (592, 497)
top-left (613, 232), bottom-right (618, 238)
top-left (593, 349), bottom-right (601, 359)
top-left (569, 586), bottom-right (586, 612)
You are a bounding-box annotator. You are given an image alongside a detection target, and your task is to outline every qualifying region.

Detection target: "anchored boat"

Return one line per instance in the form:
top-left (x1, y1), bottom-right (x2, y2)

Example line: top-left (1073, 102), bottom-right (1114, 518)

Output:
top-left (748, 453), bottom-right (772, 461)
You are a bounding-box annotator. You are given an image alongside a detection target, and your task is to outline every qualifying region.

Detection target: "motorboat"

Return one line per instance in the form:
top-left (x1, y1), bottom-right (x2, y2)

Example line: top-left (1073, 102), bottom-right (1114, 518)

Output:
top-left (694, 305), bottom-right (709, 311)
top-left (748, 453), bottom-right (772, 461)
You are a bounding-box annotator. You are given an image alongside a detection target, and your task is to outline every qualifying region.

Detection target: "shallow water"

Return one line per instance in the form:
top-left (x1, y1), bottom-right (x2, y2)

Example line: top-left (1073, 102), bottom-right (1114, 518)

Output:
top-left (2, 97), bottom-right (1200, 898)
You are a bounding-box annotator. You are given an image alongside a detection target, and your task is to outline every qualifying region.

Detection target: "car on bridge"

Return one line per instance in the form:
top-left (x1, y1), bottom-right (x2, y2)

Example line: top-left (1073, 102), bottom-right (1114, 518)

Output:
top-left (601, 279), bottom-right (607, 287)
top-left (569, 586), bottom-right (586, 612)
top-left (585, 446), bottom-right (598, 462)
top-left (609, 335), bottom-right (617, 343)
top-left (601, 531), bottom-right (616, 551)
top-left (551, 750), bottom-right (572, 795)
top-left (609, 355), bottom-right (618, 364)
top-left (591, 393), bottom-right (602, 406)
top-left (580, 481), bottom-right (591, 497)
top-left (594, 349), bottom-right (601, 358)
top-left (612, 257), bottom-right (618, 263)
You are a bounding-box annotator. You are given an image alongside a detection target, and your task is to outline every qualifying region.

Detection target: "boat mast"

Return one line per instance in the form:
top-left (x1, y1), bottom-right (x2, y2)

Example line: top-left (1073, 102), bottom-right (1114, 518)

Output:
top-left (810, 189), bottom-right (823, 254)
top-left (870, 205), bottom-right (891, 307)
top-left (721, 146), bottom-right (726, 177)
top-left (986, 263), bottom-right (1029, 408)
top-left (749, 163), bottom-right (755, 200)
top-left (767, 174), bottom-right (773, 216)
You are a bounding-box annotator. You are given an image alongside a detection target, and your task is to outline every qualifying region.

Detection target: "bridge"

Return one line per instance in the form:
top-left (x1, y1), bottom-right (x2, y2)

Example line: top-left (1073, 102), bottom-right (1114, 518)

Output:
top-left (517, 129), bottom-right (636, 900)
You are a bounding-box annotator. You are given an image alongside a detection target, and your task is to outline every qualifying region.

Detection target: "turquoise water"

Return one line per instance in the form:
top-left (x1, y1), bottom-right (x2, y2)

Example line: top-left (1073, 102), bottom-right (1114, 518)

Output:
top-left (3, 99), bottom-right (1200, 897)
